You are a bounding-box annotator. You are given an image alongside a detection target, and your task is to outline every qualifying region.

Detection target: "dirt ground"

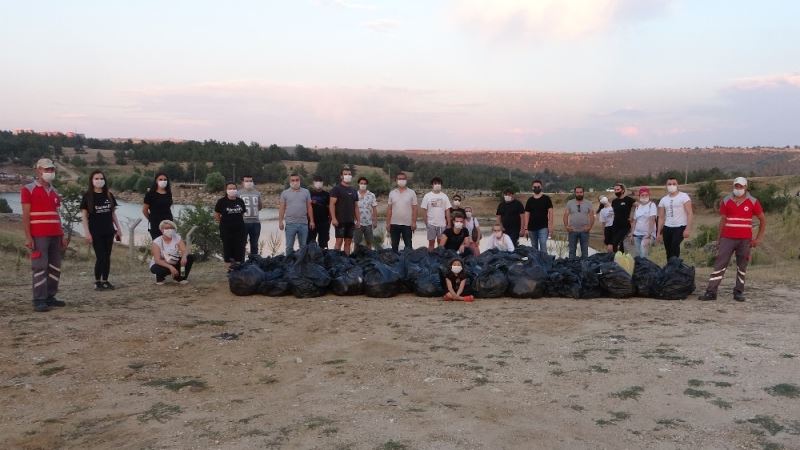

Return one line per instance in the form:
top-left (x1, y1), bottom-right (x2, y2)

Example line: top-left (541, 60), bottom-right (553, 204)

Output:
top-left (2, 258), bottom-right (799, 450)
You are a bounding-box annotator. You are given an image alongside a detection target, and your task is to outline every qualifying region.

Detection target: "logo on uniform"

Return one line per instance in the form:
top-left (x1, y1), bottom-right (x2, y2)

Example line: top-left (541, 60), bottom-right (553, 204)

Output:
top-left (744, 206), bottom-right (750, 212)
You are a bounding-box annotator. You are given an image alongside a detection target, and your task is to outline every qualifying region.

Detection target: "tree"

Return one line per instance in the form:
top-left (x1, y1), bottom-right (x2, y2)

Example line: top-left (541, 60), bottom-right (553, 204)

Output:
top-left (205, 172), bottom-right (225, 193)
top-left (95, 151), bottom-right (107, 166)
top-left (359, 170), bottom-right (391, 195)
top-left (135, 176), bottom-right (150, 194)
top-left (72, 155), bottom-right (87, 168)
top-left (696, 181), bottom-right (721, 209)
top-left (491, 178), bottom-right (520, 198)
top-left (0, 198), bottom-right (12, 214)
top-left (58, 184), bottom-right (83, 251)
top-left (158, 162), bottom-right (185, 182)
top-left (114, 149), bottom-right (128, 165)
top-left (177, 202), bottom-right (222, 261)
top-left (294, 144), bottom-right (320, 161)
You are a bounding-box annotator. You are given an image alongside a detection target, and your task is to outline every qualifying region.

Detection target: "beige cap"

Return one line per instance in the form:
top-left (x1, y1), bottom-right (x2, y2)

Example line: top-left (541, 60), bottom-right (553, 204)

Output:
top-left (35, 158), bottom-right (56, 169)
top-left (733, 177), bottom-right (747, 186)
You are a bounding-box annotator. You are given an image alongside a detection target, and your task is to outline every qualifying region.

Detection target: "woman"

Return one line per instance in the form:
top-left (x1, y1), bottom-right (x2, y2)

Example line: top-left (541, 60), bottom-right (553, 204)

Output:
top-left (464, 206), bottom-right (482, 256)
top-left (632, 187), bottom-right (658, 258)
top-left (485, 224), bottom-right (515, 252)
top-left (143, 173), bottom-right (173, 240)
top-left (597, 196), bottom-right (614, 253)
top-left (149, 220), bottom-right (193, 285)
top-left (215, 182), bottom-right (247, 267)
top-left (80, 169), bottom-right (122, 290)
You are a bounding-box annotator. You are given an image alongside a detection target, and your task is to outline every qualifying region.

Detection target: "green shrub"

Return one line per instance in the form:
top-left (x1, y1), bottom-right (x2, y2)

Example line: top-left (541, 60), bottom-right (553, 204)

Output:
top-left (177, 202), bottom-right (222, 261)
top-left (0, 198), bottom-right (11, 214)
top-left (750, 183), bottom-right (795, 213)
top-left (205, 172), bottom-right (225, 193)
top-left (696, 181), bottom-right (721, 209)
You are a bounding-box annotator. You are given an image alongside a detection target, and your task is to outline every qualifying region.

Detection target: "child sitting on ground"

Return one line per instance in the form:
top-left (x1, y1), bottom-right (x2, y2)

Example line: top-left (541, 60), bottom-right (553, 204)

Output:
top-left (443, 259), bottom-right (474, 302)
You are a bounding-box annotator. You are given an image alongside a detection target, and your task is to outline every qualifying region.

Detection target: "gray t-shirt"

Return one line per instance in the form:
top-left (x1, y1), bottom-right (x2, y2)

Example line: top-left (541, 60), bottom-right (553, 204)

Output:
top-left (566, 199), bottom-right (593, 230)
top-left (388, 188), bottom-right (417, 226)
top-left (280, 188), bottom-right (311, 224)
top-left (239, 189), bottom-right (261, 223)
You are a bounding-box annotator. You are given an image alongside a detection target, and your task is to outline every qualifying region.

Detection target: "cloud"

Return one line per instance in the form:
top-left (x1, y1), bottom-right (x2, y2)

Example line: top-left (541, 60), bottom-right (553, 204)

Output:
top-left (362, 18), bottom-right (400, 32)
top-left (729, 73), bottom-right (800, 90)
top-left (453, 0), bottom-right (673, 41)
top-left (617, 125), bottom-right (640, 137)
top-left (316, 0), bottom-right (376, 10)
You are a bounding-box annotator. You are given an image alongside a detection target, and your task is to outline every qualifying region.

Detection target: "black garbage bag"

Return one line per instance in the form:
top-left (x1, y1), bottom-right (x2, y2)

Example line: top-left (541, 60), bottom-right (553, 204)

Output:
top-left (287, 261), bottom-right (331, 298)
top-left (330, 265), bottom-right (364, 296)
top-left (597, 262), bottom-right (636, 298)
top-left (506, 262), bottom-right (547, 298)
top-left (632, 257), bottom-right (662, 297)
top-left (361, 260), bottom-right (403, 298)
top-left (514, 246), bottom-right (556, 271)
top-left (401, 248), bottom-right (447, 297)
top-left (543, 258), bottom-right (582, 298)
top-left (229, 264), bottom-right (265, 296)
top-left (258, 277), bottom-right (291, 296)
top-left (655, 257), bottom-right (695, 300)
top-left (473, 265), bottom-right (509, 298)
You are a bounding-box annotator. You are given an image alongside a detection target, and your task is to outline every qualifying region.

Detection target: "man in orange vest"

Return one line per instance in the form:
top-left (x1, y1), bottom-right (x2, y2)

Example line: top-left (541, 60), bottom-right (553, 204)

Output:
top-left (21, 158), bottom-right (67, 312)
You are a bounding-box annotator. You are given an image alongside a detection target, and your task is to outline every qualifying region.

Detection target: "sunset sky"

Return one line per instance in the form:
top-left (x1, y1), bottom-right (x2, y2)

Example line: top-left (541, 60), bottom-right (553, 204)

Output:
top-left (2, 0), bottom-right (799, 151)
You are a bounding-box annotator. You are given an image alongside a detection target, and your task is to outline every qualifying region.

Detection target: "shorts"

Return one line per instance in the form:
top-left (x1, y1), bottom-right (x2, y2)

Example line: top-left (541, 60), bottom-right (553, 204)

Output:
top-left (426, 225), bottom-right (445, 241)
top-left (334, 222), bottom-right (355, 239)
top-left (603, 226), bottom-right (614, 245)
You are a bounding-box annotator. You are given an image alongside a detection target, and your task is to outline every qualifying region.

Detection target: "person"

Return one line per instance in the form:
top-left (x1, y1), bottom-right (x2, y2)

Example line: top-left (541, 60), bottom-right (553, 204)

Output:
top-left (450, 194), bottom-right (466, 219)
top-left (80, 170), bottom-right (122, 290)
top-left (439, 213), bottom-right (471, 255)
top-left (463, 206), bottom-right (482, 256)
top-left (597, 196), bottom-right (615, 253)
top-left (279, 174), bottom-right (314, 257)
top-left (657, 177), bottom-right (693, 259)
top-left (21, 158), bottom-right (66, 312)
top-left (354, 176), bottom-right (378, 248)
top-left (522, 180), bottom-right (554, 254)
top-left (485, 224), bottom-right (515, 252)
top-left (307, 176), bottom-right (331, 249)
top-left (609, 182), bottom-right (635, 253)
top-left (420, 177), bottom-right (451, 250)
top-left (329, 167), bottom-right (360, 255)
top-left (699, 177), bottom-right (767, 302)
top-left (496, 188), bottom-right (525, 248)
top-left (443, 258), bottom-right (474, 302)
top-left (149, 220), bottom-right (194, 285)
top-left (239, 175), bottom-right (262, 257)
top-left (563, 186), bottom-right (594, 259)
top-left (631, 187), bottom-right (657, 258)
top-left (214, 182), bottom-right (247, 266)
top-left (142, 173), bottom-right (173, 240)
top-left (386, 172), bottom-right (418, 252)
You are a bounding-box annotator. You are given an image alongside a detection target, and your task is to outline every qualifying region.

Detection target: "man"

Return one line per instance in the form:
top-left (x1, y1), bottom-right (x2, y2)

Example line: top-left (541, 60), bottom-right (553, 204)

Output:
top-left (22, 158), bottom-right (66, 312)
top-left (563, 186), bottom-right (594, 259)
top-left (386, 172), bottom-right (418, 252)
top-left (278, 174), bottom-right (314, 257)
top-left (307, 175), bottom-right (331, 249)
top-left (354, 176), bottom-right (378, 248)
top-left (439, 213), bottom-right (472, 255)
top-left (239, 175), bottom-right (262, 256)
top-left (450, 194), bottom-right (466, 219)
top-left (609, 182), bottom-right (635, 253)
top-left (522, 179), bottom-right (554, 254)
top-left (699, 177), bottom-right (766, 302)
top-left (657, 177), bottom-right (693, 259)
top-left (496, 188), bottom-right (525, 248)
top-left (420, 177), bottom-right (451, 251)
top-left (329, 167), bottom-right (360, 255)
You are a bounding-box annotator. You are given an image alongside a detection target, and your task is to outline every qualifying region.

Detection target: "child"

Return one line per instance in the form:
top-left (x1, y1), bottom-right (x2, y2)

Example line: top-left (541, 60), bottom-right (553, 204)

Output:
top-left (443, 259), bottom-right (474, 302)
top-left (597, 196), bottom-right (615, 253)
top-left (485, 224), bottom-right (515, 252)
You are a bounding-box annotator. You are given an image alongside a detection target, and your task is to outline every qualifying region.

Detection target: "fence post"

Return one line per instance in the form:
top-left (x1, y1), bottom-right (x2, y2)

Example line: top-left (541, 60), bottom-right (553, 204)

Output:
top-left (126, 218), bottom-right (142, 261)
top-left (185, 225), bottom-right (198, 255)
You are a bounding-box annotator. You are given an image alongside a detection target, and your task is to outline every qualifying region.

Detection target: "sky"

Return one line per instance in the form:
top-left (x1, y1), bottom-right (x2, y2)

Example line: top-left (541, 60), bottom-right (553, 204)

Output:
top-left (1, 0), bottom-right (799, 151)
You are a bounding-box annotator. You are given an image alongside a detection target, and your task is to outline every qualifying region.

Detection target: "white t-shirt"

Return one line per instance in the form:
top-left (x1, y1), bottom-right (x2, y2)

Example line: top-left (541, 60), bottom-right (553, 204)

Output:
top-left (420, 192), bottom-right (451, 228)
top-left (387, 188), bottom-right (417, 226)
top-left (486, 233), bottom-right (515, 252)
top-left (598, 206), bottom-right (614, 227)
top-left (150, 234), bottom-right (182, 268)
top-left (658, 192), bottom-right (691, 227)
top-left (633, 201), bottom-right (657, 237)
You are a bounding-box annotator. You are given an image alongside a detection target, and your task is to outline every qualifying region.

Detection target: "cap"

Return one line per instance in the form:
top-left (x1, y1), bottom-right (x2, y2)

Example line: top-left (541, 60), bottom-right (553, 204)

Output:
top-left (35, 158), bottom-right (55, 169)
top-left (733, 177), bottom-right (747, 186)
top-left (599, 196), bottom-right (609, 204)
top-left (639, 187), bottom-right (650, 195)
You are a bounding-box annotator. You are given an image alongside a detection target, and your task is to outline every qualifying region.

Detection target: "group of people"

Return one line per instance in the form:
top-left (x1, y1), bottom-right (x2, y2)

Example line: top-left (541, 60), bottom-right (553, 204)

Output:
top-left (20, 158), bottom-right (766, 311)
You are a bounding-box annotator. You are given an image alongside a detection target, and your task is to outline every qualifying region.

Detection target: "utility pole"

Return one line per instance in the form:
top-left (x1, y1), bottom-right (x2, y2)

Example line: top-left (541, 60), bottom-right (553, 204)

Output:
top-left (232, 162), bottom-right (236, 182)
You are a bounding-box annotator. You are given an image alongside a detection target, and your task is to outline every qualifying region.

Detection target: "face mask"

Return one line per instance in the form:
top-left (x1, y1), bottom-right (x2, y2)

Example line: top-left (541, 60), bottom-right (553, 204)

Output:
top-left (615, 191), bottom-right (623, 198)
top-left (533, 187), bottom-right (542, 194)
top-left (243, 181), bottom-right (254, 189)
top-left (359, 184), bottom-right (367, 191)
top-left (640, 197), bottom-right (649, 203)
top-left (575, 195), bottom-right (584, 201)
top-left (41, 172), bottom-right (56, 182)
top-left (454, 222), bottom-right (463, 230)
top-left (157, 180), bottom-right (168, 189)
top-left (93, 179), bottom-right (105, 188)
top-left (162, 229), bottom-right (176, 238)
top-left (290, 181), bottom-right (300, 189)
top-left (494, 231), bottom-right (503, 238)
top-left (503, 195), bottom-right (513, 202)
top-left (227, 189), bottom-right (238, 198)
top-left (397, 179), bottom-right (407, 187)
top-left (432, 184), bottom-right (442, 192)
top-left (313, 181), bottom-right (323, 189)
top-left (733, 188), bottom-right (745, 197)
top-left (466, 212), bottom-right (473, 218)
top-left (451, 266), bottom-right (462, 274)
top-left (342, 175), bottom-right (352, 183)
top-left (453, 200), bottom-right (461, 206)
top-left (667, 184), bottom-right (678, 193)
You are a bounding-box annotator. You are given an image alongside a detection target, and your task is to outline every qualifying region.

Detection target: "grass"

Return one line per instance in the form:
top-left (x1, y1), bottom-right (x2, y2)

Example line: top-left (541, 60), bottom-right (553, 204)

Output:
top-left (322, 359), bottom-right (348, 365)
top-left (656, 418), bottom-right (686, 428)
top-left (550, 369), bottom-right (565, 377)
top-left (684, 388), bottom-right (713, 399)
top-left (595, 411), bottom-right (631, 427)
top-left (764, 383), bottom-right (799, 398)
top-left (380, 441), bottom-right (408, 450)
top-left (127, 362), bottom-right (146, 370)
top-left (473, 375), bottom-right (489, 386)
top-left (611, 386), bottom-right (644, 400)
top-left (34, 358), bottom-right (58, 366)
top-left (143, 377), bottom-right (207, 391)
top-left (712, 381), bottom-right (732, 388)
top-left (640, 346), bottom-right (704, 367)
top-left (39, 366), bottom-right (66, 376)
top-left (747, 415), bottom-right (784, 436)
top-left (709, 398), bottom-right (732, 409)
top-left (688, 379), bottom-right (704, 387)
top-left (137, 402), bottom-right (182, 423)
top-left (780, 353), bottom-right (796, 358)
top-left (258, 375), bottom-right (278, 384)
top-left (588, 364), bottom-right (609, 373)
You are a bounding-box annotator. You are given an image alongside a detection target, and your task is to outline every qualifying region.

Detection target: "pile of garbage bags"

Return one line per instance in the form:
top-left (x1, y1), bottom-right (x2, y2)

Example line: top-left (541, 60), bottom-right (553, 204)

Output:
top-left (229, 243), bottom-right (696, 300)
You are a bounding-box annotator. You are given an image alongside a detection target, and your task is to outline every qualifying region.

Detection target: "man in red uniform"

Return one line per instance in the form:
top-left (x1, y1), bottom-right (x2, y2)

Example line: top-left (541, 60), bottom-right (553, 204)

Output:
top-left (699, 177), bottom-right (766, 302)
top-left (21, 158), bottom-right (67, 312)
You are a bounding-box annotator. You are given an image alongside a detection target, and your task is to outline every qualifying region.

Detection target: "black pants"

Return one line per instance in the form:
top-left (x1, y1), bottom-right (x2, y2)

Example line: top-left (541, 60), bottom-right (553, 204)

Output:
top-left (307, 221), bottom-right (330, 249)
top-left (506, 227), bottom-right (520, 248)
top-left (150, 254), bottom-right (195, 281)
top-left (220, 226), bottom-right (246, 263)
top-left (662, 226), bottom-right (686, 259)
top-left (390, 225), bottom-right (413, 252)
top-left (609, 225), bottom-right (630, 253)
top-left (92, 234), bottom-right (114, 281)
top-left (148, 217), bottom-right (171, 240)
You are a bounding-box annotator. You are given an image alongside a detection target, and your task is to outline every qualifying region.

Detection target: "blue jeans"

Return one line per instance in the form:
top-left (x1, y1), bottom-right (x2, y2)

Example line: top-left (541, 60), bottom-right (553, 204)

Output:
top-left (634, 235), bottom-right (652, 258)
top-left (568, 231), bottom-right (589, 259)
top-left (245, 222), bottom-right (261, 256)
top-left (285, 223), bottom-right (308, 257)
top-left (530, 228), bottom-right (549, 254)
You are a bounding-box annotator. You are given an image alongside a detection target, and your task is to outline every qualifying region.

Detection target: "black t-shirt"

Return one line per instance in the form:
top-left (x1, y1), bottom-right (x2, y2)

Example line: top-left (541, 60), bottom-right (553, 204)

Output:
top-left (611, 196), bottom-right (635, 229)
top-left (144, 190), bottom-right (173, 226)
top-left (442, 228), bottom-right (469, 251)
top-left (215, 196), bottom-right (246, 229)
top-left (524, 195), bottom-right (553, 230)
top-left (80, 191), bottom-right (118, 236)
top-left (309, 189), bottom-right (331, 224)
top-left (330, 184), bottom-right (358, 224)
top-left (446, 270), bottom-right (466, 289)
top-left (496, 199), bottom-right (525, 231)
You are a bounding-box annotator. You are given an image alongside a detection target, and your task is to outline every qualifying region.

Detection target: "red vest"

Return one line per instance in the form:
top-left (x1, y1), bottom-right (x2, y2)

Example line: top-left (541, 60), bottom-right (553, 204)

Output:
top-left (719, 194), bottom-right (762, 240)
top-left (21, 182), bottom-right (63, 237)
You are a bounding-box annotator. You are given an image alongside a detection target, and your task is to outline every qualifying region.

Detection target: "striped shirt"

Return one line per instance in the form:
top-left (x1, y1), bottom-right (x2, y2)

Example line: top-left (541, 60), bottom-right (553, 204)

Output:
top-left (719, 193), bottom-right (762, 240)
top-left (21, 181), bottom-right (63, 237)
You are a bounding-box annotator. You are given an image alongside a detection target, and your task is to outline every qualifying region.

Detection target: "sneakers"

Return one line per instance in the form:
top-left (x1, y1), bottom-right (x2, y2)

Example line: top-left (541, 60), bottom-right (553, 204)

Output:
top-left (33, 302), bottom-right (51, 312)
top-left (463, 295), bottom-right (475, 303)
top-left (102, 281), bottom-right (115, 290)
top-left (95, 282), bottom-right (105, 291)
top-left (155, 277), bottom-right (165, 285)
top-left (733, 292), bottom-right (746, 302)
top-left (179, 278), bottom-right (189, 285)
top-left (46, 296), bottom-right (66, 307)
top-left (698, 291), bottom-right (717, 301)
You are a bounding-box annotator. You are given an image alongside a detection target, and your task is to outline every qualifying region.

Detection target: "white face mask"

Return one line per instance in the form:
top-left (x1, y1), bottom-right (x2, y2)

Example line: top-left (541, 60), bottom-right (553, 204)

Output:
top-left (313, 181), bottom-right (323, 189)
top-left (397, 179), bottom-right (407, 187)
top-left (157, 180), bottom-right (168, 189)
top-left (666, 184), bottom-right (678, 193)
top-left (162, 229), bottom-right (176, 238)
top-left (41, 172), bottom-right (56, 182)
top-left (733, 188), bottom-right (745, 197)
top-left (453, 200), bottom-right (461, 206)
top-left (227, 189), bottom-right (238, 198)
top-left (504, 195), bottom-right (513, 202)
top-left (454, 222), bottom-right (464, 230)
top-left (640, 196), bottom-right (649, 203)
top-left (342, 175), bottom-right (353, 183)
top-left (451, 265), bottom-right (462, 274)
top-left (289, 181), bottom-right (300, 189)
top-left (93, 178), bottom-right (105, 188)
top-left (432, 184), bottom-right (442, 192)
top-left (243, 181), bottom-right (254, 189)
top-left (466, 212), bottom-right (473, 218)
top-left (359, 184), bottom-right (367, 191)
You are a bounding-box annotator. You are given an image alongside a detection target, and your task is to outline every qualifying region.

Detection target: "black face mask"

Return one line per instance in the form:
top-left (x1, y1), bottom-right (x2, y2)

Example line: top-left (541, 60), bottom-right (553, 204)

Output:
top-left (575, 195), bottom-right (584, 201)
top-left (533, 187), bottom-right (542, 194)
